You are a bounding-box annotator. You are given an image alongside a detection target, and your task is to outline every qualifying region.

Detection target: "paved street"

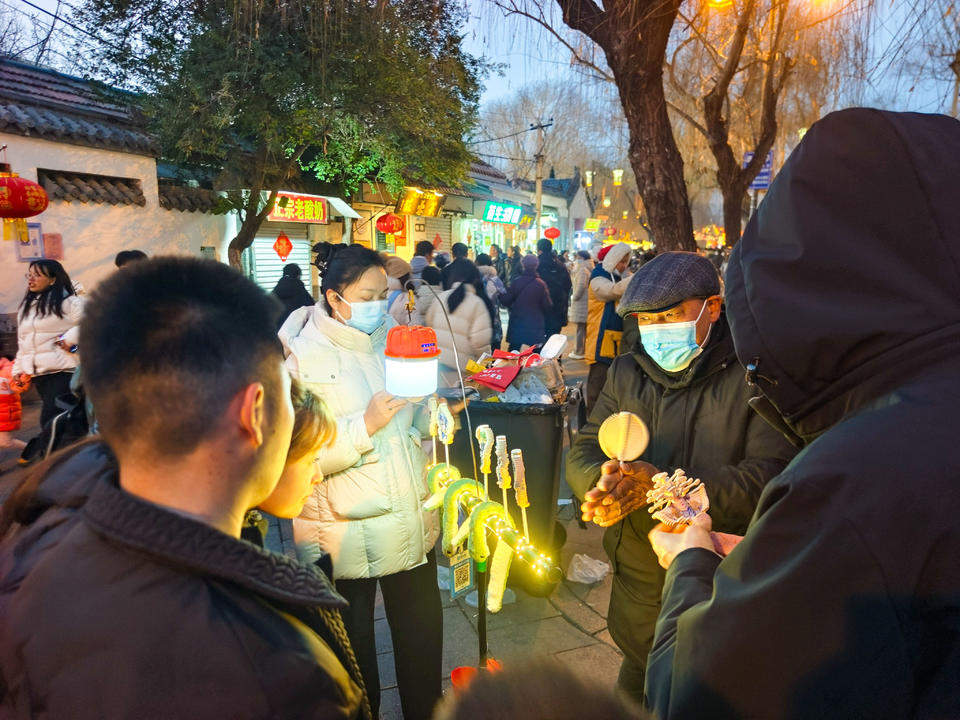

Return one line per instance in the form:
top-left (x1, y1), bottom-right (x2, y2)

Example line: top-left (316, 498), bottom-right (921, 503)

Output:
top-left (0, 330), bottom-right (622, 720)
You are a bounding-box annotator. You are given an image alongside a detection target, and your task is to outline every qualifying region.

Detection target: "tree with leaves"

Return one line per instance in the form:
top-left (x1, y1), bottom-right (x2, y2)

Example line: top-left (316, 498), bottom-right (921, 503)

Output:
top-left (74, 0), bottom-right (485, 266)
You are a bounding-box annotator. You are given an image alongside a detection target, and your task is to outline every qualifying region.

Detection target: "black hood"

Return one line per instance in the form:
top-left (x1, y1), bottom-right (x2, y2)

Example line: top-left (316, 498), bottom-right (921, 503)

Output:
top-left (632, 312), bottom-right (736, 391)
top-left (726, 108), bottom-right (960, 443)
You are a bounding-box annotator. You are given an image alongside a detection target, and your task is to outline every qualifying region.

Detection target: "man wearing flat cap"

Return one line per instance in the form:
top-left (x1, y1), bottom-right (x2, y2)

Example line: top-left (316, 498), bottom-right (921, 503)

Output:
top-left (567, 251), bottom-right (796, 706)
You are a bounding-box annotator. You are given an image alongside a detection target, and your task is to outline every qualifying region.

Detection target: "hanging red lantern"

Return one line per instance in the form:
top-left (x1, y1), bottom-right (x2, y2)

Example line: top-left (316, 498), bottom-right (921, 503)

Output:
top-left (273, 232), bottom-right (293, 261)
top-left (543, 227), bottom-right (560, 240)
top-left (0, 163), bottom-right (49, 219)
top-left (603, 227), bottom-right (617, 237)
top-left (376, 213), bottom-right (403, 235)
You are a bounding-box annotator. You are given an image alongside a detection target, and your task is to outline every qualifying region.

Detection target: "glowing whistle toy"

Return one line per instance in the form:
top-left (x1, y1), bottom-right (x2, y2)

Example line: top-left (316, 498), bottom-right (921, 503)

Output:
top-left (494, 435), bottom-right (511, 513)
top-left (437, 400), bottom-right (455, 470)
top-left (475, 424), bottom-right (494, 498)
top-left (428, 397), bottom-right (439, 466)
top-left (510, 448), bottom-right (529, 538)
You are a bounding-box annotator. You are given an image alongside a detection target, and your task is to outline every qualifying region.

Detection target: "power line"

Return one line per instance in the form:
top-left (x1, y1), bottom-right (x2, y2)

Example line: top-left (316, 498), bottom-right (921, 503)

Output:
top-left (473, 151), bottom-right (531, 162)
top-left (467, 126), bottom-right (537, 145)
top-left (14, 0), bottom-right (125, 53)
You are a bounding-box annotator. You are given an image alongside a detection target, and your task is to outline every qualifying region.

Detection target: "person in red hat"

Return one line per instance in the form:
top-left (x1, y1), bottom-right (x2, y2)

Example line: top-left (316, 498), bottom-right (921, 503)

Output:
top-left (584, 243), bottom-right (633, 411)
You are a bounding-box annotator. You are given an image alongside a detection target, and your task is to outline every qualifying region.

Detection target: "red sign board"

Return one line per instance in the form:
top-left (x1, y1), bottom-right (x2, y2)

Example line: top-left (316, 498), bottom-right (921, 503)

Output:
top-left (273, 232), bottom-right (293, 261)
top-left (267, 192), bottom-right (329, 224)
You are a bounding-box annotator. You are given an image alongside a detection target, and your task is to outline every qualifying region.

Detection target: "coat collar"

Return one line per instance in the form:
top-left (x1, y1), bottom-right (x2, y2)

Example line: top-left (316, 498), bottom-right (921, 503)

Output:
top-left (81, 461), bottom-right (346, 609)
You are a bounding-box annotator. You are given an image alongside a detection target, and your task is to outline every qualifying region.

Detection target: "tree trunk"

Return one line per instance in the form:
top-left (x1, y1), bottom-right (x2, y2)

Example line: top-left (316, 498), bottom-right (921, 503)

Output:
top-left (721, 183), bottom-right (748, 249)
top-left (226, 188), bottom-right (278, 269)
top-left (619, 73), bottom-right (696, 252)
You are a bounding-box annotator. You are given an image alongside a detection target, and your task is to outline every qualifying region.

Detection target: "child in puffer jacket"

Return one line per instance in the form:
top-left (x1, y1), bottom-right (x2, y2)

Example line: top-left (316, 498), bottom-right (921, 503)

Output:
top-left (0, 358), bottom-right (26, 451)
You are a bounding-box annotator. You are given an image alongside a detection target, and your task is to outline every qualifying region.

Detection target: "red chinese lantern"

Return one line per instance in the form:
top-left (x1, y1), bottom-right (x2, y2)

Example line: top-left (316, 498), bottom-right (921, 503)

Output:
top-left (604, 227), bottom-right (617, 237)
top-left (543, 227), bottom-right (560, 240)
top-left (273, 232), bottom-right (293, 261)
top-left (0, 163), bottom-right (49, 219)
top-left (376, 213), bottom-right (403, 235)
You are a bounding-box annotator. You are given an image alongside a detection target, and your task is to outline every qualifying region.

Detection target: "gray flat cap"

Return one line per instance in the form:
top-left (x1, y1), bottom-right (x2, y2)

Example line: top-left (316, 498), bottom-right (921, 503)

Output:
top-left (618, 251), bottom-right (720, 316)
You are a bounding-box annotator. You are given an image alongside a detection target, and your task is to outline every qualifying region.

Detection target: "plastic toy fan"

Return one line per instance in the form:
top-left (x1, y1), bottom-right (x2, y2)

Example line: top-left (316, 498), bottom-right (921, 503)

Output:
top-left (597, 411), bottom-right (650, 462)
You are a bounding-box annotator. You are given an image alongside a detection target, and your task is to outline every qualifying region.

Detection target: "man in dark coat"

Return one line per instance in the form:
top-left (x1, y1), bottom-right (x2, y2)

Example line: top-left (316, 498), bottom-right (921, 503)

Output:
top-left (0, 258), bottom-right (368, 719)
top-left (536, 238), bottom-right (573, 338)
top-left (567, 251), bottom-right (797, 706)
top-left (646, 109), bottom-right (960, 719)
top-left (271, 263), bottom-right (315, 328)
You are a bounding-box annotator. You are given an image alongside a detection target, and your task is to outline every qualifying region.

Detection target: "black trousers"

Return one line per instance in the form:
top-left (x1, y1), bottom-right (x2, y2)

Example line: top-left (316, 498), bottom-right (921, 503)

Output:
top-left (33, 372), bottom-right (73, 426)
top-left (336, 551), bottom-right (443, 720)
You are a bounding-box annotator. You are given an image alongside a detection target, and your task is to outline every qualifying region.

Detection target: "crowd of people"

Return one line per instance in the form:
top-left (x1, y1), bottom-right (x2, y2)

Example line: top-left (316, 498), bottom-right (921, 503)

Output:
top-left (1, 108), bottom-right (959, 720)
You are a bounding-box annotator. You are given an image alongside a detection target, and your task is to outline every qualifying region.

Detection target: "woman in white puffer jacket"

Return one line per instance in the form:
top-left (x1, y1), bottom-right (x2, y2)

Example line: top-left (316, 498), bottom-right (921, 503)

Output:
top-left (279, 245), bottom-right (441, 720)
top-left (13, 260), bottom-right (83, 439)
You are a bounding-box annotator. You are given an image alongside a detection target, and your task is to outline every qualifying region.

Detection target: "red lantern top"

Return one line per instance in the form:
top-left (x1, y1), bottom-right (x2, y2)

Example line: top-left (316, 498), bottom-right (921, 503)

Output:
top-left (604, 227), bottom-right (617, 237)
top-left (376, 213), bottom-right (403, 235)
top-left (0, 164), bottom-right (49, 219)
top-left (543, 227), bottom-right (560, 240)
top-left (385, 325), bottom-right (440, 359)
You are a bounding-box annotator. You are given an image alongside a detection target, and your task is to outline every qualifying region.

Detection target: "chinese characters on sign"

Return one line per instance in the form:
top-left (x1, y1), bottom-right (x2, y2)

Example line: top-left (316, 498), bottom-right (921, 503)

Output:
top-left (267, 192), bottom-right (329, 224)
top-left (482, 201), bottom-right (522, 225)
top-left (395, 188), bottom-right (445, 218)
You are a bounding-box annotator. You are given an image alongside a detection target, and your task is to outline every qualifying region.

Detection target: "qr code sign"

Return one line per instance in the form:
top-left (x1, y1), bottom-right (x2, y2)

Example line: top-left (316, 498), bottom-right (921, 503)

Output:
top-left (454, 563), bottom-right (470, 590)
top-left (449, 550), bottom-right (474, 600)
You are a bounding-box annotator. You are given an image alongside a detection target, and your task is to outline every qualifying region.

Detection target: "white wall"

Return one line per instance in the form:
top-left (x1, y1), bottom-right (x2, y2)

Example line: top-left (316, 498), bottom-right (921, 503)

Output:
top-left (0, 133), bottom-right (230, 315)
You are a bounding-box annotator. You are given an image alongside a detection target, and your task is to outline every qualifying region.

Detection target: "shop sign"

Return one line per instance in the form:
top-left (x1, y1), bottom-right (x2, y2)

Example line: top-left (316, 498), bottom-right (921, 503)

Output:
top-left (482, 201), bottom-right (522, 225)
top-left (395, 187), bottom-right (445, 218)
top-left (584, 218), bottom-right (601, 232)
top-left (267, 192), bottom-right (329, 224)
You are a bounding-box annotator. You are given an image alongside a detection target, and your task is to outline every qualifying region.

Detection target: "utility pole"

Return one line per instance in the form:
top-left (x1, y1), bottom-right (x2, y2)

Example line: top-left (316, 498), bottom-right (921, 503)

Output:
top-left (530, 119), bottom-right (553, 248)
top-left (950, 50), bottom-right (960, 118)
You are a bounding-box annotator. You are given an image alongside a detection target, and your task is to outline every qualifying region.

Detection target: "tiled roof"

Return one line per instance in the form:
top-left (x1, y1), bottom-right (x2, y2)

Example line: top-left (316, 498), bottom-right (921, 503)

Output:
top-left (469, 159), bottom-right (510, 183)
top-left (39, 169), bottom-right (146, 206)
top-left (158, 183), bottom-right (222, 213)
top-left (0, 59), bottom-right (158, 155)
top-left (512, 172), bottom-right (583, 201)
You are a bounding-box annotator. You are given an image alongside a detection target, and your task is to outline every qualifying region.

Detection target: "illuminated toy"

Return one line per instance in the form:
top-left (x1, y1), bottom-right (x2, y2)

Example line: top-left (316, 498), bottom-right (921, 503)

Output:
top-left (494, 435), bottom-right (511, 512)
top-left (385, 325), bottom-right (440, 398)
top-left (475, 424), bottom-right (495, 496)
top-left (511, 449), bottom-right (530, 538)
top-left (646, 468), bottom-right (709, 526)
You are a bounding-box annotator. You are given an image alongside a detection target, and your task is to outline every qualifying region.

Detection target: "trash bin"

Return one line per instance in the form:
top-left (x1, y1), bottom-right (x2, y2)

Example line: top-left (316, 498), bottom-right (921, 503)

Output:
top-left (450, 398), bottom-right (570, 596)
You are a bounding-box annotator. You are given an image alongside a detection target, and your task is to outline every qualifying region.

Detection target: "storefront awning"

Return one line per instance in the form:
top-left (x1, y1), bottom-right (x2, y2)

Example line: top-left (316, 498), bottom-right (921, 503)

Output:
top-left (321, 195), bottom-right (360, 219)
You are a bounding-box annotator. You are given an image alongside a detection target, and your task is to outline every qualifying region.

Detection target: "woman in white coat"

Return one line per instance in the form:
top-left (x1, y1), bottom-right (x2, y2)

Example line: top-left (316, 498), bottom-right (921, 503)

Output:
top-left (279, 245), bottom-right (441, 720)
top-left (568, 251), bottom-right (594, 359)
top-left (13, 260), bottom-right (83, 457)
top-left (424, 260), bottom-right (494, 387)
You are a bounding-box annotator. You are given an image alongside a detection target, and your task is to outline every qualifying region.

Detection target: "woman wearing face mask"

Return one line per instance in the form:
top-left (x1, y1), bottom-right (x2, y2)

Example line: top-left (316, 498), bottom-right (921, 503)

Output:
top-left (13, 260), bottom-right (83, 463)
top-left (279, 245), bottom-right (442, 720)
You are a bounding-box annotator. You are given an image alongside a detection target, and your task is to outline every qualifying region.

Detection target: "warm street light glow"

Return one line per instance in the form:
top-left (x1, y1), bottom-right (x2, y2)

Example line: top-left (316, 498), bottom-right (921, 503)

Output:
top-left (585, 170), bottom-right (593, 187)
top-left (708, 0), bottom-right (733, 7)
top-left (612, 168), bottom-right (624, 186)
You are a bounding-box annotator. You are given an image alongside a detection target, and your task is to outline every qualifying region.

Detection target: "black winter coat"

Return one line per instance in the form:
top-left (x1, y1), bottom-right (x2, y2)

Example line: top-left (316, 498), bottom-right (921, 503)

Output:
top-left (646, 109), bottom-right (960, 719)
top-left (272, 275), bottom-right (316, 328)
top-left (500, 269), bottom-right (552, 350)
top-left (0, 442), bottom-right (366, 719)
top-left (566, 315), bottom-right (796, 664)
top-left (536, 252), bottom-right (572, 333)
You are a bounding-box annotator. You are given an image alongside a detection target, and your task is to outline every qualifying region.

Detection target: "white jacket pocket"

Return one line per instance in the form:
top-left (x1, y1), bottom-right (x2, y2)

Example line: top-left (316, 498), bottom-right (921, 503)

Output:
top-left (324, 464), bottom-right (392, 520)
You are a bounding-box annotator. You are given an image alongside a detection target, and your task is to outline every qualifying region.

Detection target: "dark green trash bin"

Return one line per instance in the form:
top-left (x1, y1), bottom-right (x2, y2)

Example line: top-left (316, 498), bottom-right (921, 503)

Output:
top-left (449, 399), bottom-right (569, 596)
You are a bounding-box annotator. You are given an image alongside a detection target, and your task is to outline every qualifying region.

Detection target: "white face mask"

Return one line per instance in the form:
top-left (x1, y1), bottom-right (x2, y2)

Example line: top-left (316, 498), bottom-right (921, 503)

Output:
top-left (335, 294), bottom-right (386, 334)
top-left (638, 300), bottom-right (711, 372)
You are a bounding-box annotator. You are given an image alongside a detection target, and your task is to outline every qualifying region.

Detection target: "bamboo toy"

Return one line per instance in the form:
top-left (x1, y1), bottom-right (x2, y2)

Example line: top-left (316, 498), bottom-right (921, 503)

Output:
top-left (428, 397), bottom-right (439, 466)
top-left (511, 448), bottom-right (529, 538)
top-left (475, 424), bottom-right (494, 498)
top-left (494, 435), bottom-right (511, 514)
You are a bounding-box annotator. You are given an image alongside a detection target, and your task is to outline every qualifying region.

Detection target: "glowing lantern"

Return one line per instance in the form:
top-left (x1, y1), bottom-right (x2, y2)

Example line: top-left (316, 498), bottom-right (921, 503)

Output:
top-left (273, 232), bottom-right (292, 261)
top-left (385, 325), bottom-right (440, 397)
top-left (0, 163), bottom-right (49, 242)
top-left (604, 227), bottom-right (617, 237)
top-left (543, 226), bottom-right (560, 240)
top-left (602, 195), bottom-right (611, 208)
top-left (376, 213), bottom-right (404, 235)
top-left (584, 170), bottom-right (593, 188)
top-left (621, 210), bottom-right (629, 220)
top-left (612, 168), bottom-right (624, 187)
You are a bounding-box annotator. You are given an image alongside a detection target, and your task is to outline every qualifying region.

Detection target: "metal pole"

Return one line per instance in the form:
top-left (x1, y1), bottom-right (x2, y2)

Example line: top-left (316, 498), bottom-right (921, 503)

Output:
top-left (477, 560), bottom-right (488, 666)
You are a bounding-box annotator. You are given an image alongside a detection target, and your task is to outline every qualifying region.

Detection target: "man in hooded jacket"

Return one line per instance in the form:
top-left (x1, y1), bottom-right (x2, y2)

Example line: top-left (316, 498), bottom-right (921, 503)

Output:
top-left (583, 242), bottom-right (633, 411)
top-left (568, 251), bottom-right (797, 705)
top-left (646, 108), bottom-right (960, 719)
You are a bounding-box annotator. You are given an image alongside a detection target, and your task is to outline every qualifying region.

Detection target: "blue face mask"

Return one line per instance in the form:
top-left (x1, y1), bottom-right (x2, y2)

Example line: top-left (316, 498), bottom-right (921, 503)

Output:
top-left (336, 294), bottom-right (386, 334)
top-left (639, 301), bottom-right (711, 372)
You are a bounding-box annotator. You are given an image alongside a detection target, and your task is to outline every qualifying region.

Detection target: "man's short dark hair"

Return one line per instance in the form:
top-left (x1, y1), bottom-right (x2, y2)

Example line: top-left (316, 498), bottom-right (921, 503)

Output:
top-left (415, 241), bottom-right (434, 257)
top-left (80, 257), bottom-right (284, 456)
top-left (451, 242), bottom-right (468, 259)
top-left (115, 250), bottom-right (148, 267)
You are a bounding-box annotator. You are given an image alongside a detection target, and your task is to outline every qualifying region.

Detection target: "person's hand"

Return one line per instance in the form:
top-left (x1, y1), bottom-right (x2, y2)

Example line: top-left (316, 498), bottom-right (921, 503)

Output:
top-left (581, 459), bottom-right (658, 527)
top-left (648, 513), bottom-right (716, 569)
top-left (10, 374), bottom-right (30, 394)
top-left (364, 391), bottom-right (406, 436)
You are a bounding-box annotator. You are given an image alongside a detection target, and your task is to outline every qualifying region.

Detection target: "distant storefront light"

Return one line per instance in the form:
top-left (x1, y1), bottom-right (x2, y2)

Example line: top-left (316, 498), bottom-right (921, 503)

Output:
top-left (482, 201), bottom-right (522, 225)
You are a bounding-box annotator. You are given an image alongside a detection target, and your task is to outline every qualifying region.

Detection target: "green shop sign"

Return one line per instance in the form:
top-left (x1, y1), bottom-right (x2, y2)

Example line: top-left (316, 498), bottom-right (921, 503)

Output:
top-left (481, 201), bottom-right (522, 225)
